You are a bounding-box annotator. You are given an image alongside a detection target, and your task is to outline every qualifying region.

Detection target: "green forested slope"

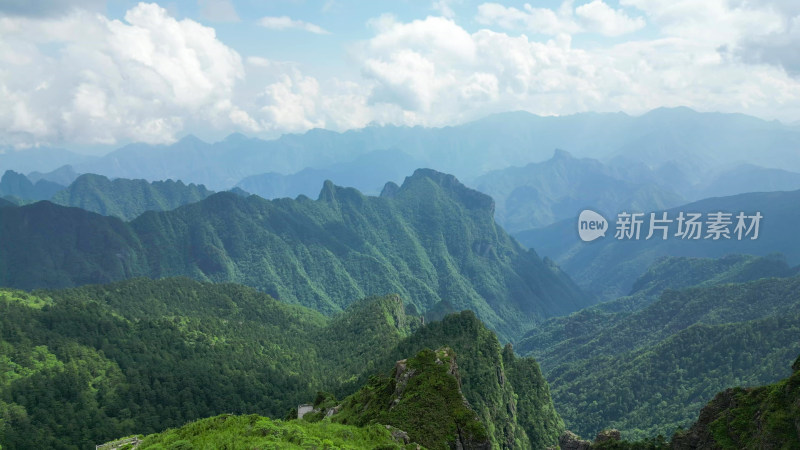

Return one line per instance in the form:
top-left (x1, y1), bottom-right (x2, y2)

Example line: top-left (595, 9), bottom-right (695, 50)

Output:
top-left (51, 173), bottom-right (213, 220)
top-left (516, 260), bottom-right (800, 441)
top-left (672, 355), bottom-right (800, 449)
top-left (331, 347), bottom-right (489, 450)
top-left (0, 169), bottom-right (589, 341)
top-left (351, 310), bottom-right (564, 449)
top-left (0, 278), bottom-right (561, 449)
top-left (129, 414), bottom-right (421, 450)
top-left (517, 255), bottom-right (796, 368)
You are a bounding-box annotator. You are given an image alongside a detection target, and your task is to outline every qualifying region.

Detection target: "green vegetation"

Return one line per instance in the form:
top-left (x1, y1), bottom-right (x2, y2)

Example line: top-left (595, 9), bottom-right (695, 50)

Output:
top-left (517, 255), bottom-right (798, 369)
top-left (672, 355), bottom-right (800, 449)
top-left (516, 258), bottom-right (800, 441)
top-left (51, 173), bottom-right (214, 220)
top-left (132, 414), bottom-right (419, 449)
top-left (332, 347), bottom-right (488, 450)
top-left (0, 277), bottom-right (560, 449)
top-left (356, 310), bottom-right (565, 449)
top-left (0, 168), bottom-right (589, 341)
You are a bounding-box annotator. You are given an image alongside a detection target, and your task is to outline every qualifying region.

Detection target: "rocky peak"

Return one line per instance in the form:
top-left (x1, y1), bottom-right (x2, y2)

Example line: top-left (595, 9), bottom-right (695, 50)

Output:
top-left (400, 168), bottom-right (495, 214)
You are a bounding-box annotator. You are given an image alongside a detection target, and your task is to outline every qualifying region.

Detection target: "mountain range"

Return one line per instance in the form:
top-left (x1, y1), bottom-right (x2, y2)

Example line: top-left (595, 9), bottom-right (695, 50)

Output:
top-left (471, 149), bottom-right (685, 233)
top-left (50, 173), bottom-right (214, 221)
top-left (0, 169), bottom-right (589, 341)
top-left (0, 278), bottom-right (563, 449)
top-left (3, 106), bottom-right (800, 448)
top-left (517, 188), bottom-right (800, 300)
top-left (3, 108), bottom-right (800, 193)
top-left (517, 254), bottom-right (800, 440)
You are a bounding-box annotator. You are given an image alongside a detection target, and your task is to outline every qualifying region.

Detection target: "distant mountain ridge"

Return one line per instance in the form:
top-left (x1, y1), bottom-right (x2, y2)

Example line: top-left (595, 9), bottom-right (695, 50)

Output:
top-left (236, 149), bottom-right (423, 199)
top-left (0, 170), bottom-right (65, 203)
top-left (4, 108), bottom-right (799, 192)
top-left (517, 188), bottom-right (800, 299)
top-left (471, 149), bottom-right (685, 232)
top-left (0, 168), bottom-right (589, 341)
top-left (51, 173), bottom-right (214, 220)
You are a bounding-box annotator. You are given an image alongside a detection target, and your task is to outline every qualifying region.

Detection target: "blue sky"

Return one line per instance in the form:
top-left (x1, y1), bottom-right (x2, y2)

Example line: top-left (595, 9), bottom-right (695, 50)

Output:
top-left (1, 0), bottom-right (799, 151)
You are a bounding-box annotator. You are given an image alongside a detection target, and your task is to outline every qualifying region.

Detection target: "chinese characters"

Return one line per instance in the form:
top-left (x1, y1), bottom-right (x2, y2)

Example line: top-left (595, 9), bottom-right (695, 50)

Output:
top-left (613, 211), bottom-right (762, 241)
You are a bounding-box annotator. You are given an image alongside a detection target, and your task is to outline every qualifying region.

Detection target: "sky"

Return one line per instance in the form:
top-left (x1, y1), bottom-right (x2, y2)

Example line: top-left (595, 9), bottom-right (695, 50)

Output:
top-left (1, 0), bottom-right (800, 151)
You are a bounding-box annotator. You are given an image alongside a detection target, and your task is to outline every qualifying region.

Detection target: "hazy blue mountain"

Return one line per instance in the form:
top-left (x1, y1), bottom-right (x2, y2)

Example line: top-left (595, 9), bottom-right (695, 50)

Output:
top-left (0, 170), bottom-right (65, 201)
top-left (236, 149), bottom-right (423, 199)
top-left (694, 163), bottom-right (800, 199)
top-left (51, 173), bottom-right (214, 220)
top-left (0, 169), bottom-right (589, 341)
top-left (516, 189), bottom-right (800, 300)
top-left (0, 146), bottom-right (96, 174)
top-left (27, 164), bottom-right (81, 186)
top-left (50, 108), bottom-right (800, 191)
top-left (609, 107), bottom-right (800, 176)
top-left (75, 135), bottom-right (236, 190)
top-left (471, 149), bottom-right (685, 232)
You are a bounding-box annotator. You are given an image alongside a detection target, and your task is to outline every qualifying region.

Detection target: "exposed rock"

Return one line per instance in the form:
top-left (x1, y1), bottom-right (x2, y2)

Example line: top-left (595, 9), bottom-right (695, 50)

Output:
top-left (671, 388), bottom-right (740, 449)
top-left (391, 358), bottom-right (416, 408)
top-left (559, 430), bottom-right (592, 450)
top-left (594, 429), bottom-right (621, 444)
top-left (386, 425), bottom-right (411, 444)
top-left (297, 404), bottom-right (314, 419)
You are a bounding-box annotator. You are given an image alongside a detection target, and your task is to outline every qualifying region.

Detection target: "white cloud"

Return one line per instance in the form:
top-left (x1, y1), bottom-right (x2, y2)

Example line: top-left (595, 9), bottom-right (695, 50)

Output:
top-left (736, 15), bottom-right (800, 75)
top-left (0, 3), bottom-right (245, 147)
top-left (3, 1), bottom-right (800, 149)
top-left (258, 16), bottom-right (330, 35)
top-left (432, 0), bottom-right (460, 19)
top-left (575, 0), bottom-right (645, 36)
top-left (476, 2), bottom-right (579, 36)
top-left (246, 56), bottom-right (271, 67)
top-left (619, 0), bottom-right (784, 43)
top-left (354, 10), bottom-right (800, 126)
top-left (476, 1), bottom-right (643, 37)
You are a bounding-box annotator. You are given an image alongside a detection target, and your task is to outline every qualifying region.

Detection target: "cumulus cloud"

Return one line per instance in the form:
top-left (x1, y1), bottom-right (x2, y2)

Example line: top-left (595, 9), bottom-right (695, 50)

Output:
top-left (0, 3), bottom-right (245, 147)
top-left (476, 2), bottom-right (579, 36)
top-left (355, 9), bottom-right (800, 126)
top-left (476, 1), bottom-right (643, 37)
top-left (618, 0), bottom-right (800, 76)
top-left (620, 0), bottom-right (783, 44)
top-left (3, 0), bottom-right (800, 148)
top-left (258, 16), bottom-right (330, 34)
top-left (575, 0), bottom-right (645, 36)
top-left (736, 20), bottom-right (800, 76)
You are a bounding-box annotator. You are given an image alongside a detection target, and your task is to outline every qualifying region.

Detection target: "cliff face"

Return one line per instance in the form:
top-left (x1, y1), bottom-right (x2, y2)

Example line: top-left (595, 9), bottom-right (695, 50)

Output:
top-left (672, 355), bottom-right (800, 449)
top-left (330, 347), bottom-right (491, 450)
